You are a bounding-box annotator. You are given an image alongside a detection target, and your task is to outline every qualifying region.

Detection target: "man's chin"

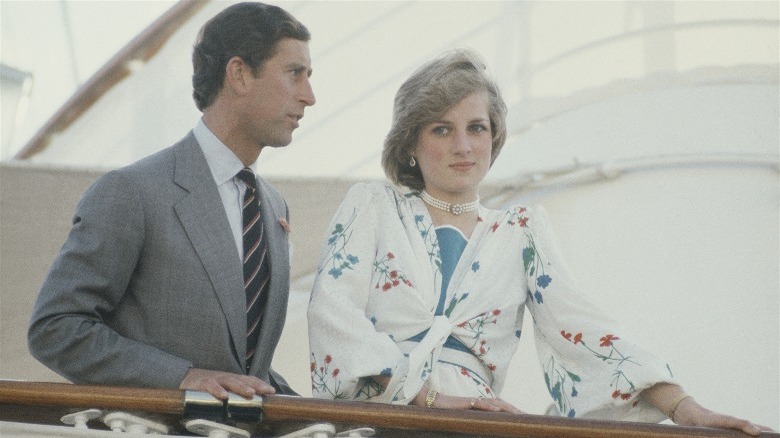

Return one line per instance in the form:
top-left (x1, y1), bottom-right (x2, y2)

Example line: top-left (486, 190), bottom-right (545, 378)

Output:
top-left (262, 138), bottom-right (293, 149)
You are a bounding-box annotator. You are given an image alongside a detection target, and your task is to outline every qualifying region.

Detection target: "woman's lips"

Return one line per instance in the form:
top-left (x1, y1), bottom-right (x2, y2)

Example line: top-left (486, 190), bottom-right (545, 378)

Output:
top-left (450, 161), bottom-right (475, 170)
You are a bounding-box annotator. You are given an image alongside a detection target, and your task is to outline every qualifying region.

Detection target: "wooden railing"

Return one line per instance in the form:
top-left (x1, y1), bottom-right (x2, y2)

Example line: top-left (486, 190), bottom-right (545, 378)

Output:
top-left (0, 381), bottom-right (775, 438)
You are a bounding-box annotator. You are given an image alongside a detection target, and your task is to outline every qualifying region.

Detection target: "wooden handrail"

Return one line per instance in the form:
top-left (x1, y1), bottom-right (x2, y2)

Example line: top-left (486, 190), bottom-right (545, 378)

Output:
top-left (0, 381), bottom-right (776, 438)
top-left (0, 381), bottom-right (183, 414)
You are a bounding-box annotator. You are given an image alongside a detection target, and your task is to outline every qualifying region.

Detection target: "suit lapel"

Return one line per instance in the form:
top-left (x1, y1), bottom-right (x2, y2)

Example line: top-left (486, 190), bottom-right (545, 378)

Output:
top-left (172, 134), bottom-right (246, 365)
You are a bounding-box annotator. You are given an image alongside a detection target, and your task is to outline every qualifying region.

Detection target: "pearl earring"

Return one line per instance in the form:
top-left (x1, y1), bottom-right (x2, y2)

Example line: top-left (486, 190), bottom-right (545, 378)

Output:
top-left (409, 156), bottom-right (416, 167)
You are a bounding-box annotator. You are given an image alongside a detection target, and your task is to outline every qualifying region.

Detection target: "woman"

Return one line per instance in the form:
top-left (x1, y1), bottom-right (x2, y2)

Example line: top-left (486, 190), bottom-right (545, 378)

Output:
top-left (307, 49), bottom-right (769, 435)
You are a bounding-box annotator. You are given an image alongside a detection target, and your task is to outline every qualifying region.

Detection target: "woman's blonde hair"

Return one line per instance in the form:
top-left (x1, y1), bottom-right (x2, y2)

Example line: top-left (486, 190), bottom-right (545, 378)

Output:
top-left (381, 49), bottom-right (507, 191)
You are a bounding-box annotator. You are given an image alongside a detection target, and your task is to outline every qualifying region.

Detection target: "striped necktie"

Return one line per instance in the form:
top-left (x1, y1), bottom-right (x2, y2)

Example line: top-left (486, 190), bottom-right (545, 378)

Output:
top-left (236, 168), bottom-right (270, 372)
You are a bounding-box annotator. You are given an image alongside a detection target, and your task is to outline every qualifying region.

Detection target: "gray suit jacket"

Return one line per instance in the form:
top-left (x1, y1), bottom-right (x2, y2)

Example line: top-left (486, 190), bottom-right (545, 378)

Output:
top-left (28, 133), bottom-right (295, 393)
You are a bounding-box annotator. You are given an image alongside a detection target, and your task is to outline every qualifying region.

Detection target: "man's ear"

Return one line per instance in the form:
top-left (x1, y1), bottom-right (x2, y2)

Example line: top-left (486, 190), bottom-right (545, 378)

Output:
top-left (224, 56), bottom-right (251, 95)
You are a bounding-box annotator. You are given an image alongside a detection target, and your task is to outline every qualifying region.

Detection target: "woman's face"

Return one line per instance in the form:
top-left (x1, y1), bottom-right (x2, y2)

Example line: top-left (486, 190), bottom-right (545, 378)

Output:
top-left (413, 90), bottom-right (493, 202)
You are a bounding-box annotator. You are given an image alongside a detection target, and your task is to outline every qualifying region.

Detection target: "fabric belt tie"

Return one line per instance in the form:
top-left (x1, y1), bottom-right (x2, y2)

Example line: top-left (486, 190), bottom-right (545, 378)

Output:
top-left (405, 316), bottom-right (452, 396)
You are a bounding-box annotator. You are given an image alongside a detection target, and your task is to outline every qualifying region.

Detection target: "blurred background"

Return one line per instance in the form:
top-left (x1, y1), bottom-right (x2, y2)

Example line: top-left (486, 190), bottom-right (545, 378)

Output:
top-left (1, 0), bottom-right (778, 429)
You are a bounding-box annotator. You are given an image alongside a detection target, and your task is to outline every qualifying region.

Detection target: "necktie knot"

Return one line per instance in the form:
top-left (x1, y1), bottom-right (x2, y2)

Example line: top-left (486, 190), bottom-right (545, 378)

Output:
top-left (236, 168), bottom-right (257, 192)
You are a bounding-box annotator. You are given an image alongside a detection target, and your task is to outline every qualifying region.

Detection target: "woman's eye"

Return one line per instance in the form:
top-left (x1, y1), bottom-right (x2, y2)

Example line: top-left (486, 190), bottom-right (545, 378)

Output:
top-left (470, 124), bottom-right (488, 133)
top-left (432, 126), bottom-right (450, 135)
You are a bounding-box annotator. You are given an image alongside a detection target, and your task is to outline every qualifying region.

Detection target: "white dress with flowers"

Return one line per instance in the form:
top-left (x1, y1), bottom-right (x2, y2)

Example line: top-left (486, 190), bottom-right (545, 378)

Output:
top-left (307, 182), bottom-right (676, 421)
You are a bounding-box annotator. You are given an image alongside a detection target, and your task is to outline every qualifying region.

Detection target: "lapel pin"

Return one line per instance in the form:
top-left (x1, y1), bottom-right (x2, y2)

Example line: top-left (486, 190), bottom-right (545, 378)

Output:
top-left (278, 218), bottom-right (291, 234)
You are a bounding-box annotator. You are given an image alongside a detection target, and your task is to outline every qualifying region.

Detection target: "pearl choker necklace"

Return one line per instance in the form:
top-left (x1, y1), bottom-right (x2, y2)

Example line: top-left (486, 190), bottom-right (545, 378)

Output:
top-left (421, 190), bottom-right (480, 215)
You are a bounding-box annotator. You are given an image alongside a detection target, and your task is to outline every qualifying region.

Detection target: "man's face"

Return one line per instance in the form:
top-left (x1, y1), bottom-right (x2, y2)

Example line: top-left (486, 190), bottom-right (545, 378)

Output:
top-left (242, 38), bottom-right (315, 148)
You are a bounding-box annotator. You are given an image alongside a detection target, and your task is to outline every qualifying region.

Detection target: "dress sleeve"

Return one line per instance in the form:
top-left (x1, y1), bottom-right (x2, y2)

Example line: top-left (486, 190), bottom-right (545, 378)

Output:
top-left (308, 183), bottom-right (405, 400)
top-left (521, 205), bottom-right (677, 421)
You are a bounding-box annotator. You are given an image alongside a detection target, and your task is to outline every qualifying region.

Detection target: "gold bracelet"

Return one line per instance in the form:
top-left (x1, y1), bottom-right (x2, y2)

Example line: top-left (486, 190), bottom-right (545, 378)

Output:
top-left (425, 388), bottom-right (438, 408)
top-left (668, 392), bottom-right (691, 422)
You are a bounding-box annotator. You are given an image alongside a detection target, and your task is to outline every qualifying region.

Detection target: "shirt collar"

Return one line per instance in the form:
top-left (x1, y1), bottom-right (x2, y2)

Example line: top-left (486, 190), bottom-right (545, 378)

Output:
top-left (193, 118), bottom-right (254, 185)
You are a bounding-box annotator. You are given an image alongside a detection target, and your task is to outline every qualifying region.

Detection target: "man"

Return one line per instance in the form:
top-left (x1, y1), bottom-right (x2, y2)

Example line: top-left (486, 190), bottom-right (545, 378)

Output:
top-left (27, 2), bottom-right (315, 400)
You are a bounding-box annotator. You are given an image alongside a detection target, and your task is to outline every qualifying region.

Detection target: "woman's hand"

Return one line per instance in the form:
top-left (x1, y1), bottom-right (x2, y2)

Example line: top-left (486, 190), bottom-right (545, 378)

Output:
top-left (672, 397), bottom-right (773, 437)
top-left (642, 383), bottom-right (773, 436)
top-left (463, 395), bottom-right (525, 414)
top-left (411, 388), bottom-right (524, 414)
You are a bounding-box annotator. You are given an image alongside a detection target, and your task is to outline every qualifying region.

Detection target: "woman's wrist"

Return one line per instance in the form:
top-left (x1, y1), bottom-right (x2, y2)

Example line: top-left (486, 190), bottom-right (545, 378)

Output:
top-left (668, 392), bottom-right (692, 423)
top-left (640, 383), bottom-right (692, 421)
top-left (670, 395), bottom-right (700, 425)
top-left (424, 387), bottom-right (439, 408)
top-left (411, 384), bottom-right (429, 406)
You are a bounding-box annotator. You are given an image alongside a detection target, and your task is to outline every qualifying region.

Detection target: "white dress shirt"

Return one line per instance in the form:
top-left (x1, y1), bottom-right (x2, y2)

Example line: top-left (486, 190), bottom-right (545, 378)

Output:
top-left (193, 118), bottom-right (253, 260)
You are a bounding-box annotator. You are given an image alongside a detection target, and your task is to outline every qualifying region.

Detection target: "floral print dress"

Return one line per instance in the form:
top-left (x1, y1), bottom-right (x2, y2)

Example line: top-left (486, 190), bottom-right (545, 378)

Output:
top-left (308, 182), bottom-right (676, 421)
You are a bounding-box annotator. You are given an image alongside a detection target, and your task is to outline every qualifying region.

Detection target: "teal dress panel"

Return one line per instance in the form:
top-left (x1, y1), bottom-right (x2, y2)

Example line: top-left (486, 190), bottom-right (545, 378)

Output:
top-left (408, 226), bottom-right (472, 354)
top-left (435, 226), bottom-right (468, 314)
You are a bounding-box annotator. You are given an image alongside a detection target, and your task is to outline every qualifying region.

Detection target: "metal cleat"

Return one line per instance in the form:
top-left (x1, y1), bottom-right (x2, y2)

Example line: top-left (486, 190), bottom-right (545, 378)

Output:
top-left (60, 409), bottom-right (102, 429)
top-left (335, 427), bottom-right (376, 437)
top-left (184, 418), bottom-right (250, 438)
top-left (278, 423), bottom-right (336, 438)
top-left (102, 411), bottom-right (170, 434)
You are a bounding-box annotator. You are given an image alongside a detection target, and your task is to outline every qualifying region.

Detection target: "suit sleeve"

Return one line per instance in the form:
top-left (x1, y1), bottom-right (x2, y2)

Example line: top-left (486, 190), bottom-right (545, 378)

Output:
top-left (27, 170), bottom-right (192, 387)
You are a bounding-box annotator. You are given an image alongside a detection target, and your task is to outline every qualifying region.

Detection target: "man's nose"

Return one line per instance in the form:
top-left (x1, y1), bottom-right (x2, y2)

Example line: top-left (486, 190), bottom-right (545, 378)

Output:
top-left (300, 77), bottom-right (316, 106)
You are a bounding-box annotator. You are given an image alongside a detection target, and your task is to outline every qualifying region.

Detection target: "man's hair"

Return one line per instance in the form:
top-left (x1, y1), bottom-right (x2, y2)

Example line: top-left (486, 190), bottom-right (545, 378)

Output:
top-left (382, 49), bottom-right (507, 192)
top-left (192, 2), bottom-right (310, 111)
